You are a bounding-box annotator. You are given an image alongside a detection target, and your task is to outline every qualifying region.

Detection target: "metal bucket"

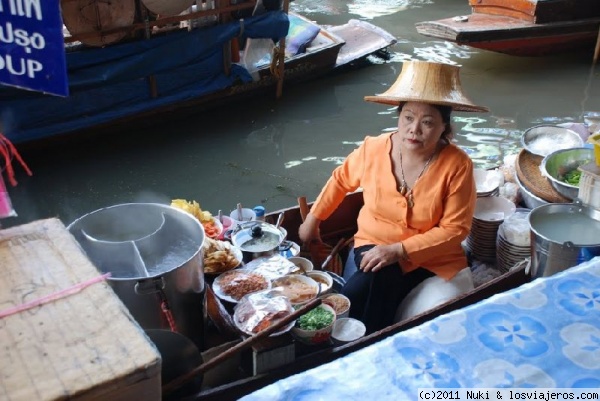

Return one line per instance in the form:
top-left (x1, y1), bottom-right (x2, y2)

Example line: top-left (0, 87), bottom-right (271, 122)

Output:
top-left (528, 202), bottom-right (600, 278)
top-left (68, 203), bottom-right (206, 349)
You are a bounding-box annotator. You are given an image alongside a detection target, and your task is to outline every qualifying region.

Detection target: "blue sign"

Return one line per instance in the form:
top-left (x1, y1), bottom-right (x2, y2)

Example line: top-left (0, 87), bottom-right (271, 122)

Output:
top-left (0, 0), bottom-right (68, 96)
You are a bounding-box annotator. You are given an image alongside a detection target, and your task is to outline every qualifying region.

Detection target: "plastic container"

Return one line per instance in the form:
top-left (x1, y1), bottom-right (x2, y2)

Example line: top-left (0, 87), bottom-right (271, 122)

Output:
top-left (253, 206), bottom-right (266, 221)
top-left (588, 132), bottom-right (600, 166)
top-left (229, 208), bottom-right (256, 229)
top-left (578, 163), bottom-right (600, 210)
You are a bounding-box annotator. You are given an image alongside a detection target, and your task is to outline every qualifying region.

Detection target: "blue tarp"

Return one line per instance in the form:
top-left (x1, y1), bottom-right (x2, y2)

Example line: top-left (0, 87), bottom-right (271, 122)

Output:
top-left (0, 11), bottom-right (289, 143)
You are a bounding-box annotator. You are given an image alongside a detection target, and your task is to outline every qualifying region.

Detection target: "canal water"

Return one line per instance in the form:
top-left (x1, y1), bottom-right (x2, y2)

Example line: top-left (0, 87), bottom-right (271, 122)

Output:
top-left (3, 0), bottom-right (600, 229)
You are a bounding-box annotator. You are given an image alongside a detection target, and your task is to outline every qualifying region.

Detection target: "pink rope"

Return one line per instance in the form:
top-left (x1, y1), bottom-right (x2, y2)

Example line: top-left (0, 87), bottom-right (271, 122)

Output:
top-left (0, 273), bottom-right (111, 319)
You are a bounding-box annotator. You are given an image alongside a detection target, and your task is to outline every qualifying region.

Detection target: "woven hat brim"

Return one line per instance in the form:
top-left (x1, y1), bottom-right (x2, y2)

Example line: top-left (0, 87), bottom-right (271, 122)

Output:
top-left (364, 95), bottom-right (490, 113)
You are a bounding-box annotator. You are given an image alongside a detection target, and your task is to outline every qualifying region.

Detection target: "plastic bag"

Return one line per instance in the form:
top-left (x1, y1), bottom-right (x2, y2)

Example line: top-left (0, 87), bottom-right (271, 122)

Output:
top-left (0, 174), bottom-right (16, 218)
top-left (241, 38), bottom-right (275, 81)
top-left (0, 133), bottom-right (33, 219)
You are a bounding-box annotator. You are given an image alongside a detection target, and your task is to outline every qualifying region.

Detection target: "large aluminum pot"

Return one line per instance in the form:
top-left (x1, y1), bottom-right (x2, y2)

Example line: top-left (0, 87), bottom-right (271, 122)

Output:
top-left (528, 201), bottom-right (600, 278)
top-left (68, 203), bottom-right (206, 350)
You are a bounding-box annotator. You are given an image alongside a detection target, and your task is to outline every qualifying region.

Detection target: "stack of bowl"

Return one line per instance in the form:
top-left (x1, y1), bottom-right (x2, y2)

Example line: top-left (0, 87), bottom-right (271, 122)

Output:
top-left (465, 197), bottom-right (516, 263)
top-left (496, 210), bottom-right (531, 273)
top-left (474, 168), bottom-right (503, 198)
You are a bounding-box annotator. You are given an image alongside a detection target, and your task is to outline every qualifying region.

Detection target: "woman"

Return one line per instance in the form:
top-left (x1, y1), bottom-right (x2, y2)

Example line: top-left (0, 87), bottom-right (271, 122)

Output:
top-left (298, 60), bottom-right (489, 333)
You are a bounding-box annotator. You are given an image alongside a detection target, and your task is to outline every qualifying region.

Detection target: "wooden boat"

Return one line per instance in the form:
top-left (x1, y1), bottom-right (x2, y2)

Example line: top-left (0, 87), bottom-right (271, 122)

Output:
top-left (415, 0), bottom-right (600, 57)
top-left (0, 4), bottom-right (395, 145)
top-left (182, 190), bottom-right (532, 401)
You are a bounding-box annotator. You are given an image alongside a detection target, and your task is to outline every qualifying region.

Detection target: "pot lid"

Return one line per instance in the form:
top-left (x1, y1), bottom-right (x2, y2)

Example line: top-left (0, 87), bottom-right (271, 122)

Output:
top-left (231, 221), bottom-right (284, 253)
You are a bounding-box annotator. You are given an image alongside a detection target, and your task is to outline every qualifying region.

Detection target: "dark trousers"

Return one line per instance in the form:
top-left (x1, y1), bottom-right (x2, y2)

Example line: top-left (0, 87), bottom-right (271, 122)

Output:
top-left (341, 245), bottom-right (434, 334)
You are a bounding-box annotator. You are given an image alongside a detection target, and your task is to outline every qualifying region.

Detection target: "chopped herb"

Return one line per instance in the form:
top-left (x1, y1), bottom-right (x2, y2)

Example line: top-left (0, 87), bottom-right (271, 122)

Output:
top-left (562, 169), bottom-right (581, 186)
top-left (297, 305), bottom-right (334, 331)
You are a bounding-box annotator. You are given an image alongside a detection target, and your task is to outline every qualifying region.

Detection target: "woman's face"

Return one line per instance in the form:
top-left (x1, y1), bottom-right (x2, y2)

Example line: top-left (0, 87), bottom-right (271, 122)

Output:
top-left (397, 102), bottom-right (447, 155)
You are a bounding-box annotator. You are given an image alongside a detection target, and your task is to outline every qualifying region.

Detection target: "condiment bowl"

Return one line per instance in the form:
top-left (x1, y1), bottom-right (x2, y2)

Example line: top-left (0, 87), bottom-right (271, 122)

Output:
top-left (291, 303), bottom-right (336, 345)
top-left (306, 271), bottom-right (333, 295)
top-left (321, 293), bottom-right (350, 319)
top-left (540, 147), bottom-right (594, 200)
top-left (288, 256), bottom-right (314, 274)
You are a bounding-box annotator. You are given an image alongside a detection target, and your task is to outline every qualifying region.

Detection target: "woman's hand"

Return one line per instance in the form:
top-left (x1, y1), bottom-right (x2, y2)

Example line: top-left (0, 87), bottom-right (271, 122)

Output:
top-left (359, 243), bottom-right (404, 273)
top-left (298, 213), bottom-right (322, 243)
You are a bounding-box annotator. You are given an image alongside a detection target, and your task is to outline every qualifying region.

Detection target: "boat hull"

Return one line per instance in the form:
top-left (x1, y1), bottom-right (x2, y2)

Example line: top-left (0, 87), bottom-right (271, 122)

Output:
top-left (189, 191), bottom-right (532, 401)
top-left (416, 10), bottom-right (600, 56)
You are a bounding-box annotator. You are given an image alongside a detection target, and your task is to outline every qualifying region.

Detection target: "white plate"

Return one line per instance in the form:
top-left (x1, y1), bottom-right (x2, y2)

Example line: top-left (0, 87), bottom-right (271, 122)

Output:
top-left (212, 268), bottom-right (271, 304)
top-left (203, 240), bottom-right (243, 275)
top-left (233, 289), bottom-right (295, 336)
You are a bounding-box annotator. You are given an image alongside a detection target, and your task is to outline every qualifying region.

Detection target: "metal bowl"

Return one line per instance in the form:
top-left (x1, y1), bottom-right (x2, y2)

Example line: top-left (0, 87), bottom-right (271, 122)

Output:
top-left (521, 125), bottom-right (584, 157)
top-left (540, 147), bottom-right (594, 200)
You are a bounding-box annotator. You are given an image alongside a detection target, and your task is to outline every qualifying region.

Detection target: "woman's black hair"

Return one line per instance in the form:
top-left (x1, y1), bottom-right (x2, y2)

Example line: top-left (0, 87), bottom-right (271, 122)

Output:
top-left (397, 102), bottom-right (454, 141)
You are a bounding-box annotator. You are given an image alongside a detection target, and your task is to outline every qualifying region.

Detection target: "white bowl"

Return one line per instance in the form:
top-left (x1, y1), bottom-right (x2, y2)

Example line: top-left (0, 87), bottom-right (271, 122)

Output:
top-left (288, 256), bottom-right (314, 273)
top-left (474, 196), bottom-right (516, 222)
top-left (474, 168), bottom-right (503, 195)
top-left (331, 317), bottom-right (366, 345)
top-left (306, 271), bottom-right (333, 295)
top-left (291, 303), bottom-right (336, 345)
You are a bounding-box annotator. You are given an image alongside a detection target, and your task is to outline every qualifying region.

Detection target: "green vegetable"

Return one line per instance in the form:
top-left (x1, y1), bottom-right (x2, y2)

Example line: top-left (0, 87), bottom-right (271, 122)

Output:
top-left (297, 305), bottom-right (334, 331)
top-left (562, 169), bottom-right (581, 186)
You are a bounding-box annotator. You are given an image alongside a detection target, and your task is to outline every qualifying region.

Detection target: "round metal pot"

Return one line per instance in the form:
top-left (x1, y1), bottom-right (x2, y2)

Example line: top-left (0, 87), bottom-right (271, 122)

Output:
top-left (68, 203), bottom-right (206, 350)
top-left (540, 147), bottom-right (594, 200)
top-left (528, 201), bottom-right (600, 278)
top-left (231, 220), bottom-right (285, 262)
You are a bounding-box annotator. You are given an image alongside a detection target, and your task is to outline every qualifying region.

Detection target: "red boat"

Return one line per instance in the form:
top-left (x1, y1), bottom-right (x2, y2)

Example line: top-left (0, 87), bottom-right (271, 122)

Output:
top-left (415, 0), bottom-right (600, 57)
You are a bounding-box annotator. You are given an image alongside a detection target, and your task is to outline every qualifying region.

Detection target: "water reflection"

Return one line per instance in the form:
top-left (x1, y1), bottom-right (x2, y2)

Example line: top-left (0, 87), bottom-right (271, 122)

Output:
top-left (2, 0), bottom-right (600, 229)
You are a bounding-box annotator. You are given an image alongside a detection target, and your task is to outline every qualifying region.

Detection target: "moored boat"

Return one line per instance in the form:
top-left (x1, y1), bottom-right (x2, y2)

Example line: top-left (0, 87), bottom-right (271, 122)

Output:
top-left (0, 4), bottom-right (396, 145)
top-left (415, 0), bottom-right (600, 57)
top-left (181, 190), bottom-right (532, 401)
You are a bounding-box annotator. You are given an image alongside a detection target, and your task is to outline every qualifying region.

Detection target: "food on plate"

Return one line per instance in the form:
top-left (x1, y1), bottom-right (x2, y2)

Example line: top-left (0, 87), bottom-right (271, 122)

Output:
top-left (244, 255), bottom-right (296, 280)
top-left (171, 199), bottom-right (212, 222)
top-left (202, 219), bottom-right (222, 239)
top-left (233, 291), bottom-right (294, 335)
top-left (203, 237), bottom-right (241, 274)
top-left (272, 275), bottom-right (318, 304)
top-left (171, 198), bottom-right (223, 238)
top-left (216, 270), bottom-right (268, 301)
top-left (296, 305), bottom-right (334, 331)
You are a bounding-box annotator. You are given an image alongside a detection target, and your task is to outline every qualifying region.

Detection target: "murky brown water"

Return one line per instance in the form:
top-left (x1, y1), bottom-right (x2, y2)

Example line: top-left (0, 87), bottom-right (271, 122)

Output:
top-left (3, 0), bottom-right (600, 229)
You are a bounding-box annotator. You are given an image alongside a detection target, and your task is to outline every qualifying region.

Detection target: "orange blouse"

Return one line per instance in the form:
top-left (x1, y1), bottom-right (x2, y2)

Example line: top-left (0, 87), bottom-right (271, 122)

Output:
top-left (310, 132), bottom-right (476, 280)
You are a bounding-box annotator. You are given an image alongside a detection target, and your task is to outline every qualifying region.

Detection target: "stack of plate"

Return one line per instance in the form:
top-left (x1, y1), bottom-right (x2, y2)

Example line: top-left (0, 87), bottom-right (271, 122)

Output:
top-left (465, 196), bottom-right (516, 263)
top-left (495, 210), bottom-right (531, 273)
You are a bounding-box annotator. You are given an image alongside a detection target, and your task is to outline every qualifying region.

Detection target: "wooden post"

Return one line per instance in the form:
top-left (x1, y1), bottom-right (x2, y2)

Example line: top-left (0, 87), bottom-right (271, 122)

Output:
top-left (138, 0), bottom-right (159, 98)
top-left (218, 0), bottom-right (232, 76)
top-left (593, 25), bottom-right (600, 66)
top-left (275, 0), bottom-right (290, 98)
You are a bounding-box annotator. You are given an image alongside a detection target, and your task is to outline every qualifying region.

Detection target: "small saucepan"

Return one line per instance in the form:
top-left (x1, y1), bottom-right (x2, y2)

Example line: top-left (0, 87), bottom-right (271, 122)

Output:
top-left (230, 221), bottom-right (286, 263)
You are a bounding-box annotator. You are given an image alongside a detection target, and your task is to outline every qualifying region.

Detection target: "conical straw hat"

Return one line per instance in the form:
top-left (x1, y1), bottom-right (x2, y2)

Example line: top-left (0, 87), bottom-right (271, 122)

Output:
top-left (364, 60), bottom-right (489, 112)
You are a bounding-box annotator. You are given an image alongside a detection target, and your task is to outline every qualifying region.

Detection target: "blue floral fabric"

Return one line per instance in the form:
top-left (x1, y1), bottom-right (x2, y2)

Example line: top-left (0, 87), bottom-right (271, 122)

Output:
top-left (241, 257), bottom-right (600, 400)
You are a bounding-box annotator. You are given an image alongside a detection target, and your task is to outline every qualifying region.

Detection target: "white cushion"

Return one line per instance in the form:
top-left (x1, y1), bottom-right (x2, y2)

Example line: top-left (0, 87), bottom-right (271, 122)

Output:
top-left (394, 267), bottom-right (474, 322)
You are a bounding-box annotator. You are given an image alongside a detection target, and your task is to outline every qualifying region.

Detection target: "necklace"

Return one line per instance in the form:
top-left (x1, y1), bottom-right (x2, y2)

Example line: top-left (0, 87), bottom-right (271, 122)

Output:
top-left (398, 149), bottom-right (436, 208)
